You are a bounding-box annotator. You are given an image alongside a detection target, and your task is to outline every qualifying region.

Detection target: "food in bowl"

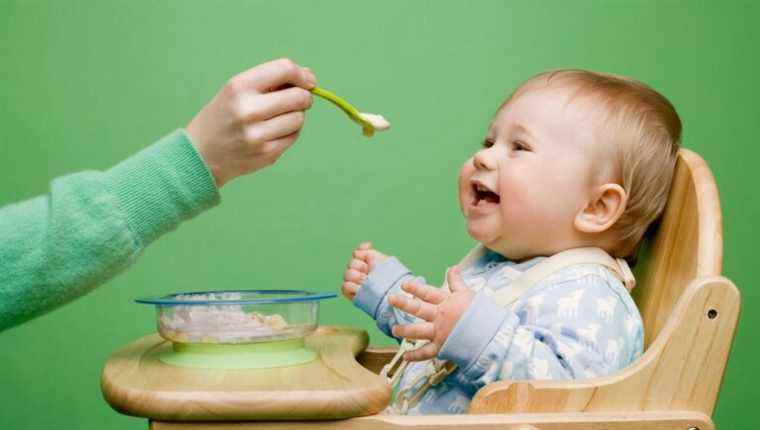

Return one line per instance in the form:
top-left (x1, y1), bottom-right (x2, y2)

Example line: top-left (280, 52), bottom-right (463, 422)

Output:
top-left (136, 290), bottom-right (336, 344)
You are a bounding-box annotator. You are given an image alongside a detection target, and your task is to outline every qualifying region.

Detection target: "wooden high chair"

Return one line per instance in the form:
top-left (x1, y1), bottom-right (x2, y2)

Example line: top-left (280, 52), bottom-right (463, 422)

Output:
top-left (345, 148), bottom-right (739, 430)
top-left (126, 149), bottom-right (741, 430)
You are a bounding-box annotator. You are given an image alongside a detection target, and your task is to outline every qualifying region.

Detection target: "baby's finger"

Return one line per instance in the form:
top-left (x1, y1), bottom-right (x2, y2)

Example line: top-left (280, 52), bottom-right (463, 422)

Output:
top-left (349, 258), bottom-right (369, 274)
top-left (404, 342), bottom-right (439, 362)
top-left (388, 293), bottom-right (437, 322)
top-left (447, 265), bottom-right (468, 293)
top-left (357, 242), bottom-right (372, 250)
top-left (342, 281), bottom-right (359, 299)
top-left (401, 281), bottom-right (447, 305)
top-left (343, 268), bottom-right (366, 284)
top-left (392, 322), bottom-right (434, 340)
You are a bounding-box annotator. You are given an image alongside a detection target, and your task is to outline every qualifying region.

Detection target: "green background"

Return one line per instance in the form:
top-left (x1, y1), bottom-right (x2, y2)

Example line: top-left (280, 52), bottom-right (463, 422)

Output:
top-left (1, 1), bottom-right (757, 428)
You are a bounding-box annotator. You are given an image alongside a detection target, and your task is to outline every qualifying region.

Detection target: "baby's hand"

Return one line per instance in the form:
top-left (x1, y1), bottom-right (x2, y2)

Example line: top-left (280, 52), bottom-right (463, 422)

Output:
top-left (186, 58), bottom-right (317, 187)
top-left (341, 242), bottom-right (388, 301)
top-left (388, 266), bottom-right (474, 361)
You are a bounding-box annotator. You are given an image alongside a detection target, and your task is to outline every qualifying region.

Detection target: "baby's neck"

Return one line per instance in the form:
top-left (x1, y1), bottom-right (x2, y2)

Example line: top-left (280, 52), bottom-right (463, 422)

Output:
top-left (488, 234), bottom-right (621, 262)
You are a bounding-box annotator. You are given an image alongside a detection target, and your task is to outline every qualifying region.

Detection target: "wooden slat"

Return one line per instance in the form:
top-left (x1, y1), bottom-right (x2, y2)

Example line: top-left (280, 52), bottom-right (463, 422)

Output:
top-left (633, 149), bottom-right (723, 348)
top-left (151, 410), bottom-right (713, 430)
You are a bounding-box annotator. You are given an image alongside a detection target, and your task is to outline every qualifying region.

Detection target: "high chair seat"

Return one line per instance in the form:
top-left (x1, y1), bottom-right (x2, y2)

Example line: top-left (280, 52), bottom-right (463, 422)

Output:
top-left (351, 148), bottom-right (739, 430)
top-left (134, 149), bottom-right (740, 430)
top-left (352, 149), bottom-right (737, 430)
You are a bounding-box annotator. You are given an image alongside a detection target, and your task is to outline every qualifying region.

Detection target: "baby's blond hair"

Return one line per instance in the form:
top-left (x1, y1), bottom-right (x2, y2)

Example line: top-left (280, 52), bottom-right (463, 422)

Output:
top-left (504, 69), bottom-right (682, 258)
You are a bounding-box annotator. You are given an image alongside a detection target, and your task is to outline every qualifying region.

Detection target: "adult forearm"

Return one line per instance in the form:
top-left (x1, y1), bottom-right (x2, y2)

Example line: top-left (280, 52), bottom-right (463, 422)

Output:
top-left (0, 130), bottom-right (219, 331)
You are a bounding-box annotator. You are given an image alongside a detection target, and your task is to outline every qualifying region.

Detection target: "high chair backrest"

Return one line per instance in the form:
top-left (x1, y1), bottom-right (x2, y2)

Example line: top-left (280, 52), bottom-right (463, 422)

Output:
top-left (632, 148), bottom-right (723, 348)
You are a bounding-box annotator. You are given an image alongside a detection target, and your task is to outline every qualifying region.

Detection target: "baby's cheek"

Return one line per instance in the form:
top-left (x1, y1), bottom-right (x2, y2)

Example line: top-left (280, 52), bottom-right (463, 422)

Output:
top-left (499, 173), bottom-right (533, 215)
top-left (500, 167), bottom-right (560, 218)
top-left (458, 160), bottom-right (475, 211)
top-left (458, 159), bottom-right (474, 185)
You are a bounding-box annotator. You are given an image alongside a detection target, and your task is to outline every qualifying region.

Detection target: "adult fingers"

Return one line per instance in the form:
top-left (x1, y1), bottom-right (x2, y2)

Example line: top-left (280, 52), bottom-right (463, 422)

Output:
top-left (231, 58), bottom-right (315, 93)
top-left (262, 130), bottom-right (300, 162)
top-left (357, 242), bottom-right (372, 251)
top-left (447, 265), bottom-right (468, 293)
top-left (246, 131), bottom-right (300, 168)
top-left (388, 293), bottom-right (438, 322)
top-left (303, 67), bottom-right (316, 86)
top-left (349, 258), bottom-right (369, 274)
top-left (392, 322), bottom-right (434, 341)
top-left (401, 281), bottom-right (448, 305)
top-left (244, 111), bottom-right (305, 145)
top-left (404, 342), bottom-right (438, 362)
top-left (237, 87), bottom-right (313, 123)
top-left (343, 268), bottom-right (366, 284)
top-left (342, 281), bottom-right (359, 299)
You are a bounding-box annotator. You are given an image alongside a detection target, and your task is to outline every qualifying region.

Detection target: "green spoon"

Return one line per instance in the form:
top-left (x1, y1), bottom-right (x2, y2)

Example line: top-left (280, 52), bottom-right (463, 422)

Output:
top-left (310, 87), bottom-right (390, 137)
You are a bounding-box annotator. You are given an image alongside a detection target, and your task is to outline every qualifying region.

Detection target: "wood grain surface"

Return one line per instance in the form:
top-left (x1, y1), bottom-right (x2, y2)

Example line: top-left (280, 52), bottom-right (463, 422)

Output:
top-left (101, 326), bottom-right (391, 421)
top-left (150, 410), bottom-right (713, 430)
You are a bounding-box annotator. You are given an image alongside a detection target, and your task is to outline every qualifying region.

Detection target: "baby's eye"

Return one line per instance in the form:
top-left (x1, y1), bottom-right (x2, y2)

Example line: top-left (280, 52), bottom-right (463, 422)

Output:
top-left (482, 138), bottom-right (495, 148)
top-left (512, 140), bottom-right (530, 151)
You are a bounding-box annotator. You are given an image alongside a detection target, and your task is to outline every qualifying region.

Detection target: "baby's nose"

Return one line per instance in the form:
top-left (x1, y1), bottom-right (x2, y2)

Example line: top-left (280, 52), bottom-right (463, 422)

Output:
top-left (473, 149), bottom-right (496, 171)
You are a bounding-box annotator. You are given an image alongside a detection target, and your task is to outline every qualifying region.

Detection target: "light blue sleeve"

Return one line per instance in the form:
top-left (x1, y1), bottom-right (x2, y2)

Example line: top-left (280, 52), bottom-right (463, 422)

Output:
top-left (438, 272), bottom-right (644, 392)
top-left (352, 257), bottom-right (427, 342)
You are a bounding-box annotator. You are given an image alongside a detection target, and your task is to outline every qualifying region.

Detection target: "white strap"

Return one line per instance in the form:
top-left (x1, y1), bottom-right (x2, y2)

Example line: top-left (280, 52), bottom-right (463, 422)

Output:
top-left (490, 246), bottom-right (636, 307)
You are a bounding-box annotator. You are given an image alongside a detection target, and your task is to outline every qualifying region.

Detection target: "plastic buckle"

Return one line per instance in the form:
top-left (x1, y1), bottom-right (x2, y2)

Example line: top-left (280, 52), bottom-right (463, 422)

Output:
top-left (380, 339), bottom-right (414, 384)
top-left (429, 361), bottom-right (457, 386)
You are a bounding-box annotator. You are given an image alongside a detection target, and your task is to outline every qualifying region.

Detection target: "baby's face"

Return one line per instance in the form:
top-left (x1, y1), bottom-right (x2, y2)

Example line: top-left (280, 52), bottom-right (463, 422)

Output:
top-left (458, 84), bottom-right (604, 259)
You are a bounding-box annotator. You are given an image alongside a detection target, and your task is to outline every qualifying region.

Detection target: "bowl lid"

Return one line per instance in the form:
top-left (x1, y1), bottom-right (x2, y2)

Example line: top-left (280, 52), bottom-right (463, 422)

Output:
top-left (135, 289), bottom-right (337, 306)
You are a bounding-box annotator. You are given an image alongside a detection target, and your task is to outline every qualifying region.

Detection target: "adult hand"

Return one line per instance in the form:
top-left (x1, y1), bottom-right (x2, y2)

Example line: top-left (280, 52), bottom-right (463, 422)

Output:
top-left (388, 265), bottom-right (474, 361)
top-left (186, 58), bottom-right (317, 187)
top-left (341, 242), bottom-right (388, 301)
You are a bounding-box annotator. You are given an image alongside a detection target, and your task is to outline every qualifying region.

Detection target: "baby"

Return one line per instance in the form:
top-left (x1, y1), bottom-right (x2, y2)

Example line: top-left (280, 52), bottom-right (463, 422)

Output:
top-left (341, 69), bottom-right (681, 415)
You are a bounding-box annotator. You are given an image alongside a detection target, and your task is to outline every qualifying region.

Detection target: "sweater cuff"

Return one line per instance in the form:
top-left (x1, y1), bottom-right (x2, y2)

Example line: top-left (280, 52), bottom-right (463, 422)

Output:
top-left (438, 291), bottom-right (510, 372)
top-left (105, 129), bottom-right (220, 246)
top-left (353, 257), bottom-right (411, 319)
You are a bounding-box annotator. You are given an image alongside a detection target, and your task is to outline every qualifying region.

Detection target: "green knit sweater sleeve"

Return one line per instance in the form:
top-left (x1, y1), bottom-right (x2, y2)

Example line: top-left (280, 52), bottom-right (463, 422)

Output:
top-left (0, 129), bottom-right (220, 332)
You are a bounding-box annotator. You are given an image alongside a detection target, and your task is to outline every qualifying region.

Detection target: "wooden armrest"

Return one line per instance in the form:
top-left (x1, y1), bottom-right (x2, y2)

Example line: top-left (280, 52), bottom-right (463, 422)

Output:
top-left (469, 276), bottom-right (740, 416)
top-left (357, 345), bottom-right (398, 374)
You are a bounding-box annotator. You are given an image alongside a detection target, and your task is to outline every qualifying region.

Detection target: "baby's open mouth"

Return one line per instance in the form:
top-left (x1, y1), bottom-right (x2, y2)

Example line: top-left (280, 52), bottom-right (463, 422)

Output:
top-left (472, 182), bottom-right (500, 205)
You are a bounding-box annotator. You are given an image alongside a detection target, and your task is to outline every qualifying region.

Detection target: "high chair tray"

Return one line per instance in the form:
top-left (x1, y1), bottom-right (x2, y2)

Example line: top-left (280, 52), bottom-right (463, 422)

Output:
top-left (101, 326), bottom-right (391, 421)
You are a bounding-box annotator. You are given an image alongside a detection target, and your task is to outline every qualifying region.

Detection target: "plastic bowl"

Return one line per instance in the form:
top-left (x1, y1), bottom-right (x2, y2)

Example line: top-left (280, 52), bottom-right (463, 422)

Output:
top-left (135, 290), bottom-right (336, 345)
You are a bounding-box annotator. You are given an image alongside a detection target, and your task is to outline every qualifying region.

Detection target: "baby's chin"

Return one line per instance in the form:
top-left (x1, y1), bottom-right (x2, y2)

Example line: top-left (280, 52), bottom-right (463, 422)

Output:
top-left (465, 219), bottom-right (501, 248)
top-left (466, 219), bottom-right (526, 259)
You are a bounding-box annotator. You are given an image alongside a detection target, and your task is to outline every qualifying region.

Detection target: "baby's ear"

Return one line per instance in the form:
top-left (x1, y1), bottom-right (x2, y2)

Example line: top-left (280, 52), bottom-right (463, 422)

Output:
top-left (574, 183), bottom-right (627, 234)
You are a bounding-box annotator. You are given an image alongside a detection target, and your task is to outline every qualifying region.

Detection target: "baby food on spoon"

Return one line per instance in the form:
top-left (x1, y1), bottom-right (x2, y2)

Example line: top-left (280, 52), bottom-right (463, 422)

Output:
top-left (357, 112), bottom-right (391, 131)
top-left (311, 86), bottom-right (390, 137)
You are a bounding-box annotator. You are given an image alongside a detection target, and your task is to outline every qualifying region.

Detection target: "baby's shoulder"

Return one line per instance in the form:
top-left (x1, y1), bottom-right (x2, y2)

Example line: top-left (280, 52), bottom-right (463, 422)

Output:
top-left (515, 263), bottom-right (638, 313)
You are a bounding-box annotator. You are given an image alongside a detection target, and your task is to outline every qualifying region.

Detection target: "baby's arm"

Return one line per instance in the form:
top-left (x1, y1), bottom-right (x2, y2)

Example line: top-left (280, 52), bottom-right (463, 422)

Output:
top-left (438, 272), bottom-right (645, 391)
top-left (344, 245), bottom-right (426, 342)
